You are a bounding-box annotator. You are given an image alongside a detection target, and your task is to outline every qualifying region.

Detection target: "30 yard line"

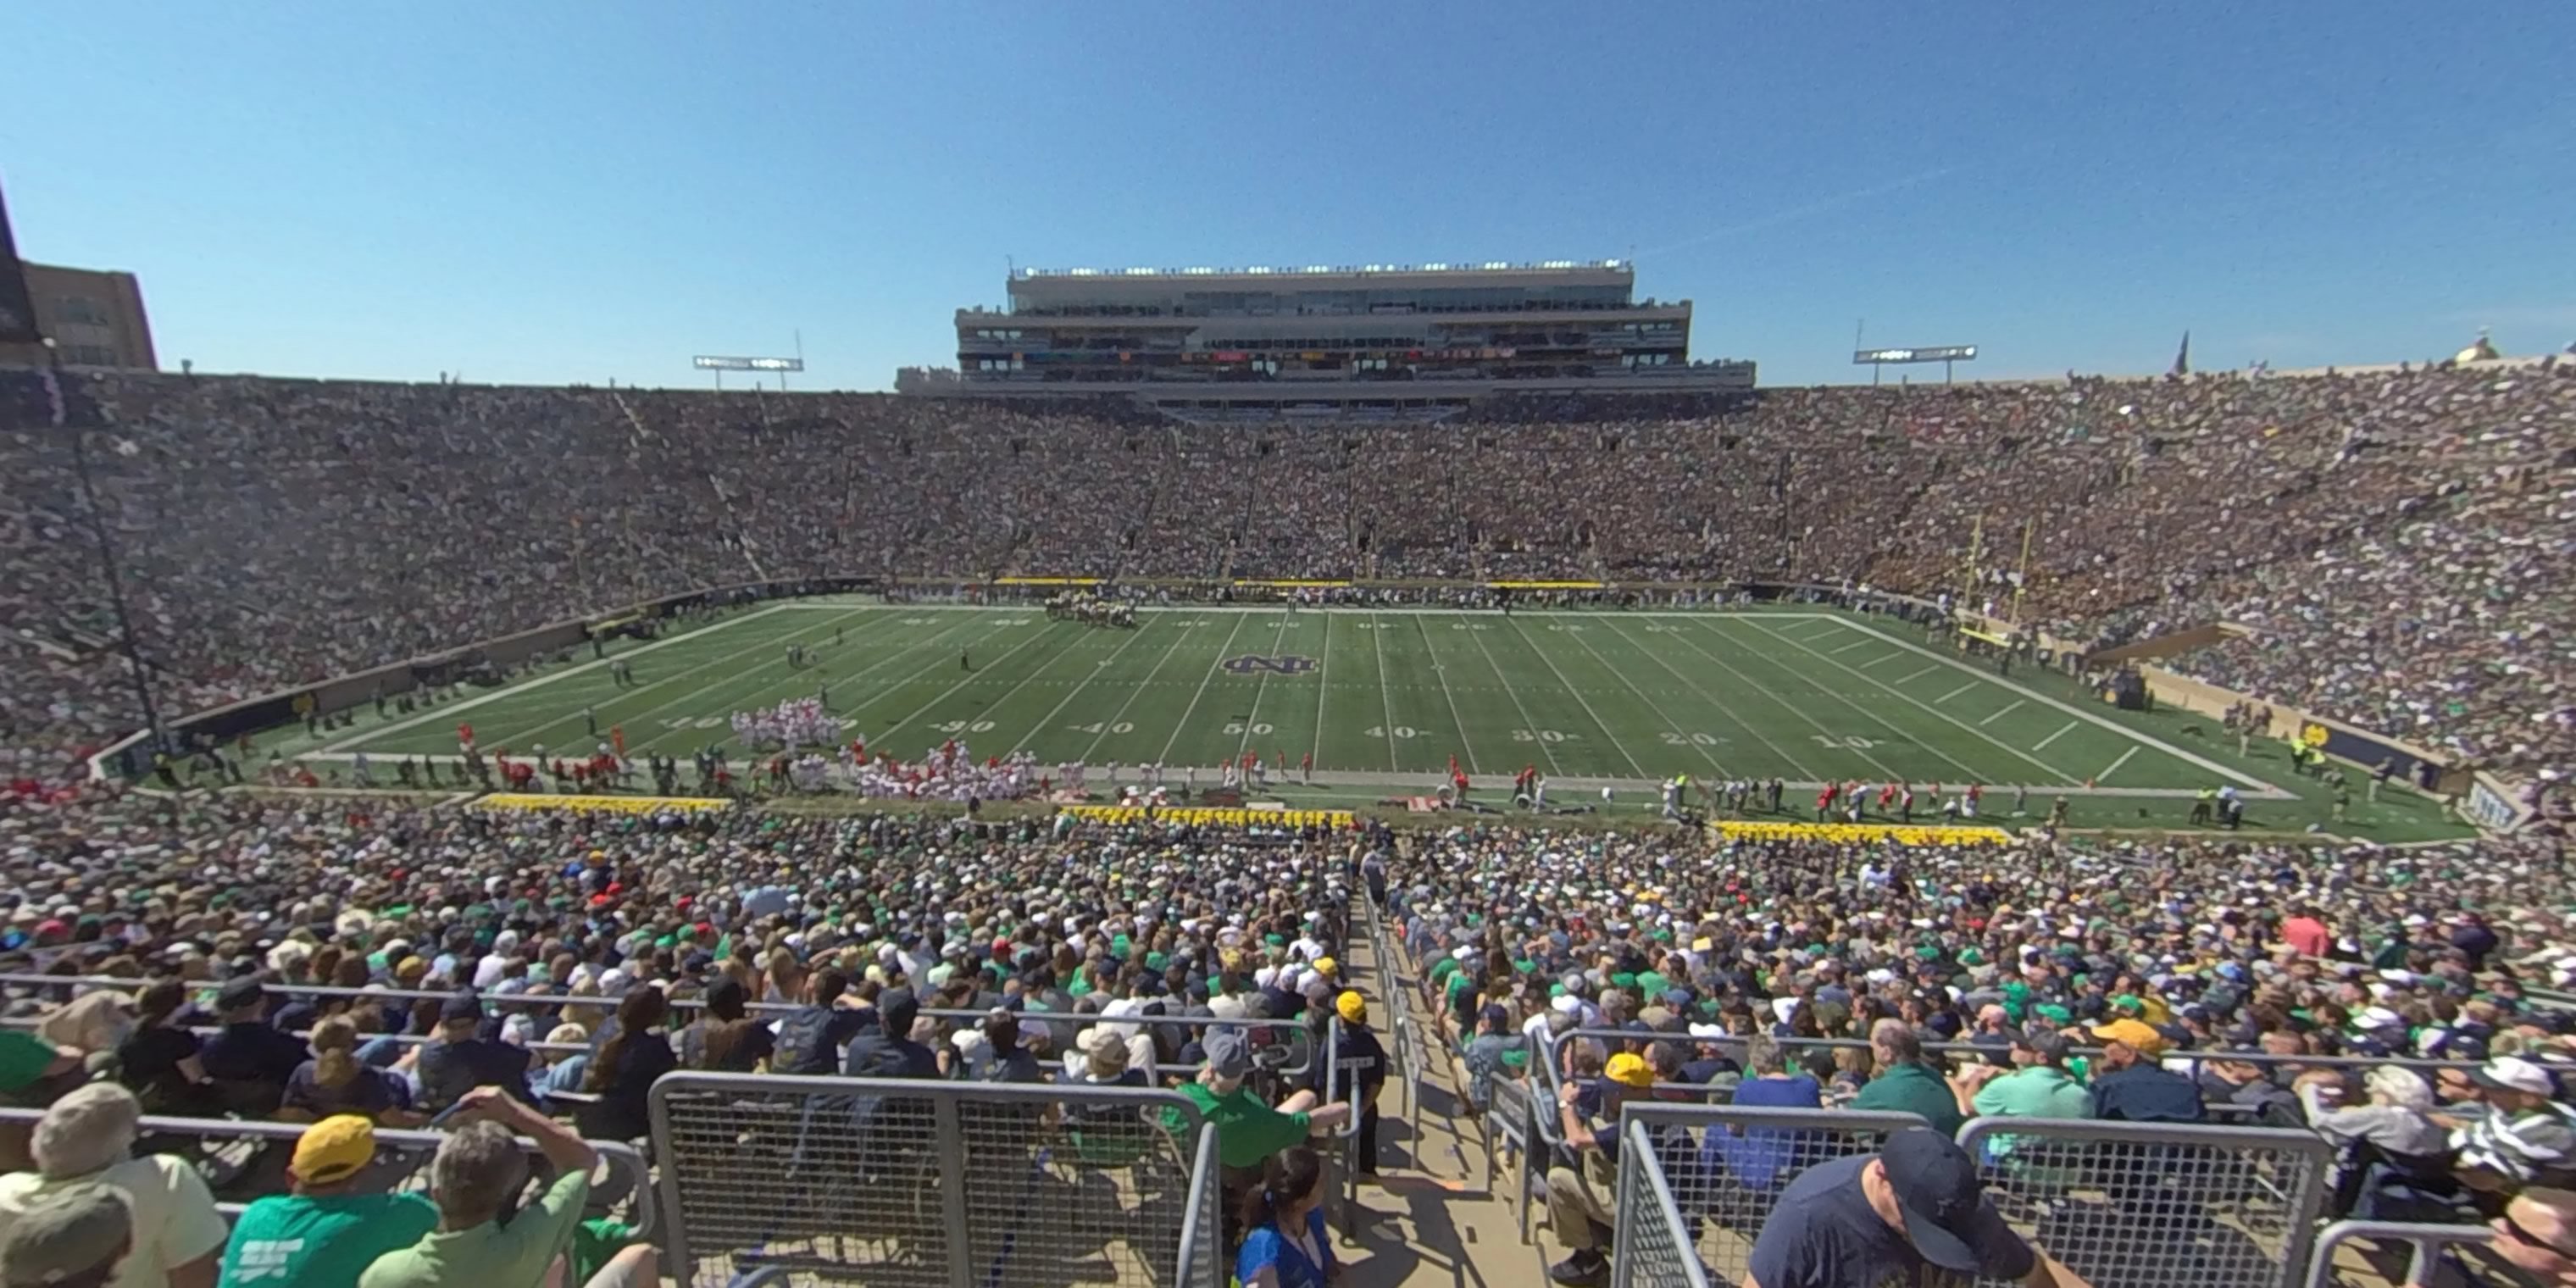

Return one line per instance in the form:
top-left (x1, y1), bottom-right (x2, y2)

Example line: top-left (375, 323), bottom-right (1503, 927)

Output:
top-left (2097, 747), bottom-right (2140, 783)
top-left (2034, 721), bottom-right (2079, 751)
top-left (1416, 617), bottom-right (1484, 774)
top-left (1156, 614), bottom-right (1249, 766)
top-left (1503, 619), bottom-right (1646, 779)
top-left (1560, 621), bottom-right (1732, 778)
top-left (1978, 699), bottom-right (2026, 726)
top-left (1602, 618), bottom-right (1824, 780)
top-left (870, 620), bottom-right (1072, 743)
top-left (1076, 618), bottom-right (1199, 763)
top-left (1460, 619), bottom-right (1564, 776)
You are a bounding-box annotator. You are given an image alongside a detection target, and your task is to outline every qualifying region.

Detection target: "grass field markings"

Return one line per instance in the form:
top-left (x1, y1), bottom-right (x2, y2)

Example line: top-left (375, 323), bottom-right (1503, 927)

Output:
top-left (1979, 699), bottom-right (2026, 727)
top-left (1828, 618), bottom-right (2283, 792)
top-left (1308, 613), bottom-right (1332, 769)
top-left (1368, 613), bottom-right (1401, 770)
top-left (1414, 617), bottom-right (1485, 775)
top-left (1895, 664), bottom-right (1939, 684)
top-left (1859, 652), bottom-right (1907, 670)
top-left (1005, 623), bottom-right (1161, 756)
top-left (872, 620), bottom-right (1082, 745)
top-left (1077, 619), bottom-right (1202, 763)
top-left (2097, 747), bottom-right (2140, 783)
top-left (1829, 638), bottom-right (1872, 656)
top-left (480, 604), bottom-right (882, 757)
top-left (1708, 619), bottom-right (1987, 783)
top-left (1229, 614), bottom-right (1298, 765)
top-left (1602, 618), bottom-right (1827, 780)
top-left (1558, 622), bottom-right (1733, 780)
top-left (621, 613), bottom-right (1002, 758)
top-left (321, 604), bottom-right (797, 752)
top-left (2034, 721), bottom-right (2079, 752)
top-left (1502, 619), bottom-right (1648, 780)
top-left (1732, 618), bottom-right (2074, 786)
top-left (1935, 681), bottom-right (1978, 703)
top-left (1155, 614), bottom-right (1252, 766)
top-left (1457, 619), bottom-right (1563, 777)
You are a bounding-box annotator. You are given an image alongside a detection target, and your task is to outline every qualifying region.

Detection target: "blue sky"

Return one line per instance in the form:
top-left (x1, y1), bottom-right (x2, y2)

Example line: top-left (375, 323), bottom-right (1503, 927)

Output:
top-left (5, 3), bottom-right (2570, 390)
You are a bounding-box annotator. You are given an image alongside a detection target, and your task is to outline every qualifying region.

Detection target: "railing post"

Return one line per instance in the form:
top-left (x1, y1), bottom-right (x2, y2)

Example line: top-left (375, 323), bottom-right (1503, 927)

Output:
top-left (933, 1094), bottom-right (973, 1288)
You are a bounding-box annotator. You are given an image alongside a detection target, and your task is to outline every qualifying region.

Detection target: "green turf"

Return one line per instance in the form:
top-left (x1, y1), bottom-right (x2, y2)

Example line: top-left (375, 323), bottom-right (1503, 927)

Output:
top-left (267, 599), bottom-right (2473, 841)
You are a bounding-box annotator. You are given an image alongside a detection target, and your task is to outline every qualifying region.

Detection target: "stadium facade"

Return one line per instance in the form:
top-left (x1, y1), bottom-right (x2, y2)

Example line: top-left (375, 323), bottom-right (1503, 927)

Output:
top-left (934, 259), bottom-right (1752, 419)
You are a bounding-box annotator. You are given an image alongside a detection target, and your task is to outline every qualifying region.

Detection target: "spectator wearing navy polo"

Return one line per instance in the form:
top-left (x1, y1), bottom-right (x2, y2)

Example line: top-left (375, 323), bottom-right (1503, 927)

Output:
top-left (197, 977), bottom-right (308, 1113)
top-left (413, 993), bottom-right (533, 1112)
top-left (1746, 1128), bottom-right (2089, 1288)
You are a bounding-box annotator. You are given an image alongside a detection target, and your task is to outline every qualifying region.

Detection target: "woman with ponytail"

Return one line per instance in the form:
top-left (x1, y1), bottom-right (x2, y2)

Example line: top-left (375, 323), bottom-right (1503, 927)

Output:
top-left (1235, 1145), bottom-right (1335, 1288)
top-left (580, 986), bottom-right (675, 1140)
top-left (282, 1014), bottom-right (423, 1124)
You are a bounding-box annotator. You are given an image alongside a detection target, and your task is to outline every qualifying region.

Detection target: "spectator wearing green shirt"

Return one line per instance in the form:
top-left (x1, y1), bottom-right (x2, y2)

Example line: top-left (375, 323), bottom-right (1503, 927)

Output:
top-left (1847, 1020), bottom-right (1964, 1136)
top-left (1947, 1031), bottom-right (2092, 1176)
top-left (358, 1088), bottom-right (655, 1288)
top-left (1177, 1031), bottom-right (1351, 1172)
top-left (219, 1116), bottom-right (438, 1288)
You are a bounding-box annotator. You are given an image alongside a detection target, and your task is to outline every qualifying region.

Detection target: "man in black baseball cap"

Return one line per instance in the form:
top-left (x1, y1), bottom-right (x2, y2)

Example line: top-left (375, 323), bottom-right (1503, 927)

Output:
top-left (1746, 1127), bottom-right (2090, 1288)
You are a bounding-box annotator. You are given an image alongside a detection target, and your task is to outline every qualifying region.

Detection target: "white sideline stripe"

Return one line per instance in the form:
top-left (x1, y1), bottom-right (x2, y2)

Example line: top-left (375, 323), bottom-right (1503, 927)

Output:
top-left (1978, 699), bottom-right (2025, 727)
top-left (1936, 682), bottom-right (1978, 703)
top-left (1829, 638), bottom-right (1870, 655)
top-left (1831, 619), bottom-right (2279, 791)
top-left (2034, 721), bottom-right (2079, 751)
top-left (2097, 747), bottom-right (2140, 783)
top-left (322, 604), bottom-right (795, 752)
top-left (1895, 665), bottom-right (1938, 684)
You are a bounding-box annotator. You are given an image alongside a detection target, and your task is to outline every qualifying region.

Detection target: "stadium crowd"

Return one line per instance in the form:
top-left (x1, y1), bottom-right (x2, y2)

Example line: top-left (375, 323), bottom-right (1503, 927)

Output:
top-left (3, 358), bottom-right (2566, 796)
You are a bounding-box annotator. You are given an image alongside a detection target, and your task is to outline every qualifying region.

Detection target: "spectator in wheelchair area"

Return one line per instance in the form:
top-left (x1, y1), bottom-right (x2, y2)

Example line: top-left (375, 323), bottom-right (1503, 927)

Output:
top-left (1235, 1145), bottom-right (1335, 1288)
top-left (0, 1186), bottom-right (132, 1288)
top-left (216, 1115), bottom-right (438, 1288)
top-left (1746, 1127), bottom-right (2092, 1288)
top-left (0, 1084), bottom-right (227, 1288)
top-left (358, 1087), bottom-right (653, 1288)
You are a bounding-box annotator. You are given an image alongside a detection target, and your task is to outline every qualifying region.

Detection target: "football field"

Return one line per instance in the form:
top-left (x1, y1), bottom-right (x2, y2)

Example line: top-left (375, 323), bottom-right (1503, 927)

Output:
top-left (288, 599), bottom-right (2302, 807)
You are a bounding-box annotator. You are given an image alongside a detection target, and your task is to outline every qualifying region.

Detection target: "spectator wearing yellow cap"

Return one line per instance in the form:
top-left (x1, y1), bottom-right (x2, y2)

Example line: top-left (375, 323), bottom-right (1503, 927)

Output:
top-left (2087, 1018), bottom-right (2205, 1123)
top-left (216, 1115), bottom-right (438, 1288)
top-left (1544, 1050), bottom-right (1655, 1286)
top-left (1325, 991), bottom-right (1387, 1176)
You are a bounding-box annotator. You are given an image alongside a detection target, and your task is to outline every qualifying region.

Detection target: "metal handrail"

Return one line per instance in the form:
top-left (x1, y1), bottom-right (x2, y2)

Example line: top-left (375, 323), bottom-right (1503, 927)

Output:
top-left (1613, 1118), bottom-right (1713, 1288)
top-left (2304, 1219), bottom-right (2496, 1288)
top-left (1172, 1116), bottom-right (1224, 1288)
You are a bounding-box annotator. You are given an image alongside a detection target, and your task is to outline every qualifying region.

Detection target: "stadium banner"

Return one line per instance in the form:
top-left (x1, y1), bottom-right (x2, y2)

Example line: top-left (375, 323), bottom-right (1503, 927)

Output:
top-left (2297, 719), bottom-right (2441, 790)
top-left (1060, 804), bottom-right (1355, 829)
top-left (993, 576), bottom-right (1102, 586)
top-left (1487, 580), bottom-right (1605, 590)
top-left (1708, 819), bottom-right (2012, 846)
top-left (1231, 579), bottom-right (1353, 588)
top-left (0, 181), bottom-right (42, 345)
top-left (2463, 773), bottom-right (2530, 834)
top-left (471, 792), bottom-right (732, 814)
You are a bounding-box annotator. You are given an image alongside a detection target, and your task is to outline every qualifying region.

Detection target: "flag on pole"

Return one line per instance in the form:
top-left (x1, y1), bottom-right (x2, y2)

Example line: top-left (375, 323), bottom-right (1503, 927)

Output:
top-left (2171, 330), bottom-right (2191, 376)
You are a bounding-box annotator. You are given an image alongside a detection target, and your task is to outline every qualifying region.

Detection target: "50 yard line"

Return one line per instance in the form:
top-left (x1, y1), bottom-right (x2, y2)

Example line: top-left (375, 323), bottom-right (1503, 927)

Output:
top-left (1156, 614), bottom-right (1249, 766)
top-left (1230, 612), bottom-right (1298, 764)
top-left (1369, 613), bottom-right (1401, 770)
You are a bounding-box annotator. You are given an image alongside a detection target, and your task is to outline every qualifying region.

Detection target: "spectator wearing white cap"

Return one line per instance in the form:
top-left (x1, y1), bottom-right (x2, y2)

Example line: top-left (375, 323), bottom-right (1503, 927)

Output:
top-left (0, 1084), bottom-right (226, 1288)
top-left (2453, 1057), bottom-right (2576, 1191)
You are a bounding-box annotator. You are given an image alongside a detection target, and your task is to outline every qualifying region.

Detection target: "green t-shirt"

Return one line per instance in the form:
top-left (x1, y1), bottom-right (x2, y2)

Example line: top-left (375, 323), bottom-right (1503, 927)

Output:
top-left (1849, 1061), bottom-right (1965, 1136)
top-left (0, 1030), bottom-right (59, 1092)
top-left (220, 1192), bottom-right (440, 1288)
top-left (1178, 1081), bottom-right (1313, 1170)
top-left (358, 1170), bottom-right (590, 1288)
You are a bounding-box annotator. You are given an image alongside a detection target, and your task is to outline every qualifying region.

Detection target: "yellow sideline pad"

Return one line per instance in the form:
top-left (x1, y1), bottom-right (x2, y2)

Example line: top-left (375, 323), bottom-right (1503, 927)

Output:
top-left (472, 793), bottom-right (734, 813)
top-left (1708, 819), bottom-right (2012, 845)
top-left (1059, 804), bottom-right (1356, 829)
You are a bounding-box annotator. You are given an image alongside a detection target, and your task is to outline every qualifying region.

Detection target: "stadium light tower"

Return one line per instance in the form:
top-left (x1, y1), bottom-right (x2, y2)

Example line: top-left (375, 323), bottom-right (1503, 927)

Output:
top-left (42, 339), bottom-right (167, 758)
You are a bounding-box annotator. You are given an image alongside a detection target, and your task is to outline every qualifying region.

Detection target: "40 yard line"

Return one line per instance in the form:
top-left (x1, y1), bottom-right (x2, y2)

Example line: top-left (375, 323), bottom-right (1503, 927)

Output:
top-left (1369, 613), bottom-right (1401, 769)
top-left (1156, 614), bottom-right (1249, 766)
top-left (1009, 622), bottom-right (1157, 754)
top-left (1076, 617), bottom-right (1198, 763)
top-left (1417, 617), bottom-right (1484, 774)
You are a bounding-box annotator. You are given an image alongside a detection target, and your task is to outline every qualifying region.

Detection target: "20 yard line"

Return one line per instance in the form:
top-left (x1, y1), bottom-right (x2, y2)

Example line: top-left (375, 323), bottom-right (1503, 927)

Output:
top-left (1560, 622), bottom-right (1732, 779)
top-left (2097, 747), bottom-right (2140, 783)
top-left (1602, 618), bottom-right (1825, 780)
top-left (1156, 615), bottom-right (1250, 766)
top-left (1734, 618), bottom-right (2075, 786)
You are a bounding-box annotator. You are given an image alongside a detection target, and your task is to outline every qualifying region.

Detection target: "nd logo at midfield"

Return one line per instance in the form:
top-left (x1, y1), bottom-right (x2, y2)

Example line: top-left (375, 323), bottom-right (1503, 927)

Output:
top-left (1222, 654), bottom-right (1319, 675)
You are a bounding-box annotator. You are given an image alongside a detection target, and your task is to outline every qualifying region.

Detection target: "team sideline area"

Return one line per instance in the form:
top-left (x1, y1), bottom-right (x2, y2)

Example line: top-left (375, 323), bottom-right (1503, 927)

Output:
top-left (261, 599), bottom-right (2463, 840)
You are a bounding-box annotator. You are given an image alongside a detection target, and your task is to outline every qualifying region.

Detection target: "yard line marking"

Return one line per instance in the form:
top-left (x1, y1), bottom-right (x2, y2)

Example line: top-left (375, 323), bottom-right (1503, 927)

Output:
top-left (1829, 638), bottom-right (1871, 655)
top-left (1369, 613), bottom-right (1402, 770)
top-left (1828, 618), bottom-right (2280, 791)
top-left (2034, 721), bottom-right (2078, 751)
top-left (1309, 611), bottom-right (1331, 770)
top-left (1230, 613), bottom-right (1299, 763)
top-left (625, 612), bottom-right (999, 758)
top-left (1078, 617), bottom-right (1202, 763)
top-left (1416, 617), bottom-right (1485, 775)
top-left (323, 603), bottom-right (797, 752)
top-left (2098, 747), bottom-right (2140, 783)
top-left (500, 604), bottom-right (888, 758)
top-left (1502, 619), bottom-right (1648, 780)
top-left (1895, 664), bottom-right (1938, 684)
top-left (1860, 652), bottom-right (1907, 670)
top-left (869, 619), bottom-right (1073, 744)
top-left (1609, 619), bottom-right (1829, 780)
top-left (1156, 614), bottom-right (1250, 766)
top-left (1936, 682), bottom-right (1978, 703)
top-left (1563, 621), bottom-right (1734, 779)
top-left (1008, 623), bottom-right (1158, 755)
top-left (1733, 618), bottom-right (2073, 785)
top-left (1979, 699), bottom-right (2026, 727)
